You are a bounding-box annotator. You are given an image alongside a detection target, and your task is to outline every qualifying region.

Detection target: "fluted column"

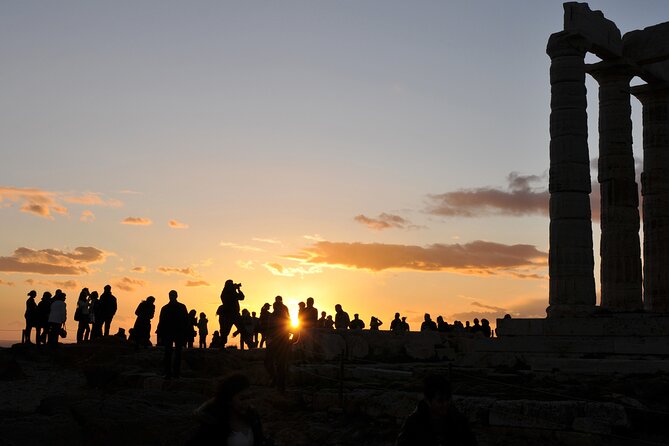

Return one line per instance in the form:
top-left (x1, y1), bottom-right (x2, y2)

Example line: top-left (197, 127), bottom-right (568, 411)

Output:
top-left (631, 83), bottom-right (669, 313)
top-left (588, 61), bottom-right (642, 311)
top-left (546, 32), bottom-right (596, 317)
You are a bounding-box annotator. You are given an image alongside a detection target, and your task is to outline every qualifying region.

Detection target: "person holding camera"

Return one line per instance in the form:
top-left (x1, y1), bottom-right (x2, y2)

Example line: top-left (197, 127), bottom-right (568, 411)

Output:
top-left (218, 279), bottom-right (245, 347)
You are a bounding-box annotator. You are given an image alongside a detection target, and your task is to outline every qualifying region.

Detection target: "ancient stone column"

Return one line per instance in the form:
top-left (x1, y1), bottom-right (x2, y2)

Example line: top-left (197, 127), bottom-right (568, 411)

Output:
top-left (546, 32), bottom-right (596, 317)
top-left (588, 60), bottom-right (643, 311)
top-left (631, 83), bottom-right (669, 313)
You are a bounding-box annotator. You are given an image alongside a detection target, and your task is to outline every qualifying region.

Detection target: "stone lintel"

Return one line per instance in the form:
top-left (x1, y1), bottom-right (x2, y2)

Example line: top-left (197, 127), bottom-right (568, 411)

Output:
top-left (631, 82), bottom-right (669, 101)
top-left (623, 21), bottom-right (669, 65)
top-left (563, 2), bottom-right (622, 59)
top-left (585, 59), bottom-right (636, 82)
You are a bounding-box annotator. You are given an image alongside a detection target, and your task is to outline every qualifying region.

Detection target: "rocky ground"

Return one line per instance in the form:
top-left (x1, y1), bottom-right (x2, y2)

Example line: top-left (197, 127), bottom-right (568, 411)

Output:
top-left (1, 337), bottom-right (668, 446)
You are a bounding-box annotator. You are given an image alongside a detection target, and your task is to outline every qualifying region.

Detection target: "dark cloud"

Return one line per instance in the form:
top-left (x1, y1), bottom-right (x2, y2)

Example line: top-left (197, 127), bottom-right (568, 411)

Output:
top-left (354, 213), bottom-right (415, 231)
top-left (427, 172), bottom-right (549, 217)
top-left (0, 187), bottom-right (122, 219)
top-left (287, 240), bottom-right (547, 276)
top-left (0, 246), bottom-right (107, 275)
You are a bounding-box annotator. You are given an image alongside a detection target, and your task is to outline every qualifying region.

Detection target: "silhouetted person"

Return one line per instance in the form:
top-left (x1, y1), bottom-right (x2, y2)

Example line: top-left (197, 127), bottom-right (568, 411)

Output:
top-left (465, 321), bottom-right (471, 332)
top-left (198, 312), bottom-right (209, 348)
top-left (24, 290), bottom-right (38, 344)
top-left (233, 309), bottom-right (256, 350)
top-left (334, 304), bottom-right (350, 330)
top-left (421, 313), bottom-right (437, 331)
top-left (401, 316), bottom-right (410, 331)
top-left (265, 302), bottom-right (292, 391)
top-left (75, 288), bottom-right (91, 343)
top-left (114, 327), bottom-right (127, 341)
top-left (36, 291), bottom-right (53, 345)
top-left (453, 320), bottom-right (465, 333)
top-left (390, 313), bottom-right (403, 332)
top-left (258, 303), bottom-right (271, 348)
top-left (48, 290), bottom-right (67, 347)
top-left (317, 311), bottom-right (327, 328)
top-left (156, 290), bottom-right (189, 379)
top-left (370, 316), bottom-right (383, 330)
top-left (324, 315), bottom-right (334, 330)
top-left (349, 313), bottom-right (365, 330)
top-left (481, 319), bottom-right (491, 338)
top-left (99, 285), bottom-right (117, 336)
top-left (470, 318), bottom-right (482, 335)
top-left (210, 330), bottom-right (222, 349)
top-left (503, 314), bottom-right (512, 320)
top-left (303, 297), bottom-right (318, 329)
top-left (396, 375), bottom-right (477, 446)
top-left (273, 295), bottom-right (288, 316)
top-left (89, 291), bottom-right (103, 340)
top-left (188, 374), bottom-right (271, 446)
top-left (132, 296), bottom-right (155, 347)
top-left (437, 316), bottom-right (449, 333)
top-left (187, 309), bottom-right (198, 348)
top-left (219, 280), bottom-right (245, 346)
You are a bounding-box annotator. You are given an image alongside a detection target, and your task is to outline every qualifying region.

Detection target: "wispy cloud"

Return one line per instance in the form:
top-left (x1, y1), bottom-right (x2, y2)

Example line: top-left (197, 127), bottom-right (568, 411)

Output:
top-left (80, 210), bottom-right (96, 223)
top-left (0, 246), bottom-right (108, 275)
top-left (354, 213), bottom-right (417, 231)
top-left (220, 242), bottom-right (264, 252)
top-left (157, 266), bottom-right (198, 277)
top-left (168, 220), bottom-right (189, 229)
top-left (62, 193), bottom-right (122, 207)
top-left (185, 280), bottom-right (210, 287)
top-left (252, 237), bottom-right (282, 245)
top-left (449, 297), bottom-right (547, 322)
top-left (121, 217), bottom-right (152, 226)
top-left (237, 260), bottom-right (255, 270)
top-left (131, 266), bottom-right (146, 273)
top-left (114, 276), bottom-right (146, 292)
top-left (287, 240), bottom-right (547, 277)
top-left (263, 262), bottom-right (323, 277)
top-left (0, 279), bottom-right (15, 287)
top-left (303, 234), bottom-right (325, 242)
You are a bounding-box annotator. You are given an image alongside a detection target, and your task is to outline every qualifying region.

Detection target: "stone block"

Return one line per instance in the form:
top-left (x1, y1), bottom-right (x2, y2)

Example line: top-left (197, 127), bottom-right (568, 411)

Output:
top-left (624, 22), bottom-right (669, 82)
top-left (563, 2), bottom-right (622, 59)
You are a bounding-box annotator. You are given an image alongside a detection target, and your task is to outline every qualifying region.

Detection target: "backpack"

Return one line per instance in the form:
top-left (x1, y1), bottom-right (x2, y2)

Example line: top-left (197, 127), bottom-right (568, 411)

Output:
top-left (74, 307), bottom-right (81, 322)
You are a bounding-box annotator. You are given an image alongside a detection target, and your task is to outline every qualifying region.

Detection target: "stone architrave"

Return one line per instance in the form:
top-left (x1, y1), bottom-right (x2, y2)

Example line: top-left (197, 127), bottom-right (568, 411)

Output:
top-left (587, 60), bottom-right (642, 311)
top-left (546, 31), bottom-right (596, 317)
top-left (631, 83), bottom-right (669, 313)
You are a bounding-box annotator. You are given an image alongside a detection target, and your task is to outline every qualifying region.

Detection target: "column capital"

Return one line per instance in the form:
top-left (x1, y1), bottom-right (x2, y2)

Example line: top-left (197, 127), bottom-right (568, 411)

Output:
top-left (547, 31), bottom-right (590, 59)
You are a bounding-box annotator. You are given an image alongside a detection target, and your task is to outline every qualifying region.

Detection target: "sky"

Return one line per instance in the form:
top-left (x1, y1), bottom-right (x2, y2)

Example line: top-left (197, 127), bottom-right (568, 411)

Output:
top-left (1, 0), bottom-right (667, 344)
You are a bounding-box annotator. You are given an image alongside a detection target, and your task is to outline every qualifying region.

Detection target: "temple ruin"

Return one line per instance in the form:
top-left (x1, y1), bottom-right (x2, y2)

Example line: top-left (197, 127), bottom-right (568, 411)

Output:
top-left (494, 2), bottom-right (669, 361)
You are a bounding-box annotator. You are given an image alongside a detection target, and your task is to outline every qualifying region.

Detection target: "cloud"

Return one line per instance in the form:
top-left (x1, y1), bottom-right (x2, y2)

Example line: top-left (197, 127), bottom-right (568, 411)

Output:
top-left (263, 262), bottom-right (323, 277)
top-left (252, 238), bottom-right (282, 245)
top-left (168, 220), bottom-right (189, 229)
top-left (427, 173), bottom-right (549, 218)
top-left (121, 217), bottom-right (152, 226)
top-left (471, 301), bottom-right (507, 312)
top-left (0, 187), bottom-right (123, 220)
top-left (303, 234), bottom-right (325, 242)
top-left (114, 276), bottom-right (146, 292)
top-left (0, 246), bottom-right (108, 275)
top-left (157, 266), bottom-right (198, 276)
top-left (62, 193), bottom-right (122, 207)
top-left (0, 187), bottom-right (67, 219)
top-left (185, 280), bottom-right (210, 287)
top-left (287, 240), bottom-right (547, 277)
top-left (354, 213), bottom-right (416, 231)
top-left (237, 260), bottom-right (255, 270)
top-left (131, 266), bottom-right (146, 273)
top-left (220, 242), bottom-right (264, 252)
top-left (80, 210), bottom-right (96, 223)
top-left (0, 279), bottom-right (15, 286)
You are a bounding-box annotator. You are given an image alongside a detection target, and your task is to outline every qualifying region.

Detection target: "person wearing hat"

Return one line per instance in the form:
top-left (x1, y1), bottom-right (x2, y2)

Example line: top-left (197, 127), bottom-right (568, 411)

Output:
top-left (48, 290), bottom-right (67, 346)
top-left (24, 290), bottom-right (38, 344)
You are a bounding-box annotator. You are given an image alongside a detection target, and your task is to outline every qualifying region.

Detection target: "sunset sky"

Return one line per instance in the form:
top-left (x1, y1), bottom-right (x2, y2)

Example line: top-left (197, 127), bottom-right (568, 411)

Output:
top-left (1, 1), bottom-right (666, 343)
